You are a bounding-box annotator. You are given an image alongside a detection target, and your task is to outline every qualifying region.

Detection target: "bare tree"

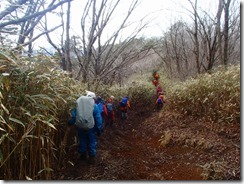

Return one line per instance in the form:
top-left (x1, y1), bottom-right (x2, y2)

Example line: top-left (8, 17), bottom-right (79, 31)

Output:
top-left (0, 0), bottom-right (71, 29)
top-left (153, 21), bottom-right (193, 79)
top-left (213, 0), bottom-right (239, 67)
top-left (0, 0), bottom-right (72, 54)
top-left (186, 0), bottom-right (201, 74)
top-left (65, 0), bottom-right (72, 72)
top-left (43, 0), bottom-right (73, 72)
top-left (223, 0), bottom-right (231, 66)
top-left (174, 0), bottom-right (239, 75)
top-left (72, 0), bottom-right (151, 86)
top-left (216, 0), bottom-right (224, 64)
top-left (226, 1), bottom-right (240, 64)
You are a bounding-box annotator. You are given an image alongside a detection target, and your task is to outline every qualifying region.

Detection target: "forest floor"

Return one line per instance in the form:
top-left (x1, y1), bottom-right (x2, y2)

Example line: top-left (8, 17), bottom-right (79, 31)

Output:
top-left (53, 105), bottom-right (240, 180)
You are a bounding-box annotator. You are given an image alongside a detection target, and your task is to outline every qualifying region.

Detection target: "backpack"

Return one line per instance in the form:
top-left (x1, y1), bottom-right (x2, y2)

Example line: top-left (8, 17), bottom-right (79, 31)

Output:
top-left (120, 97), bottom-right (127, 107)
top-left (97, 103), bottom-right (104, 114)
top-left (106, 103), bottom-right (113, 113)
top-left (156, 97), bottom-right (163, 104)
top-left (75, 96), bottom-right (95, 130)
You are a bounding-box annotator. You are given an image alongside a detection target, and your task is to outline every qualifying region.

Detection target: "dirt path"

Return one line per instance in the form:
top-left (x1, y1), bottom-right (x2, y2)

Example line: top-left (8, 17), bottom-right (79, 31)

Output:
top-left (54, 108), bottom-right (240, 180)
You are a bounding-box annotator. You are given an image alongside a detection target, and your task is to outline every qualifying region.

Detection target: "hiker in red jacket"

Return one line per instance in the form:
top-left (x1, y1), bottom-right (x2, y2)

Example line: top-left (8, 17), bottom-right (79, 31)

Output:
top-left (152, 79), bottom-right (159, 87)
top-left (156, 85), bottom-right (162, 97)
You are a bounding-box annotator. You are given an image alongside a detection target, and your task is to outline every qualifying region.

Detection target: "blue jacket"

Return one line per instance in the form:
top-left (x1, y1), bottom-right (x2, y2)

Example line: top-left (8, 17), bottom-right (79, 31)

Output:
top-left (68, 104), bottom-right (102, 132)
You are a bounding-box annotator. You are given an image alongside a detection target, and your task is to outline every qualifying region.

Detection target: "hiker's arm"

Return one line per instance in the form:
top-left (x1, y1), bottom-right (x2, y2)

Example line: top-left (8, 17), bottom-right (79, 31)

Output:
top-left (103, 105), bottom-right (108, 116)
top-left (93, 105), bottom-right (102, 131)
top-left (68, 108), bottom-right (76, 125)
top-left (127, 101), bottom-right (131, 108)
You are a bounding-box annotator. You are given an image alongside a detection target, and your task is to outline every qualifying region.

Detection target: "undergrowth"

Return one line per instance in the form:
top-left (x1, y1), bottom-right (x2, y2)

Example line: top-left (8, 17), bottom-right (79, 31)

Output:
top-left (0, 50), bottom-right (240, 180)
top-left (166, 65), bottom-right (240, 124)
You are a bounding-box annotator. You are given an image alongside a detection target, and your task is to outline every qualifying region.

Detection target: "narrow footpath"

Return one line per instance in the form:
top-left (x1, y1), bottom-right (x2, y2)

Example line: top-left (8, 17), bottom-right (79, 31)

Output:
top-left (53, 105), bottom-right (240, 180)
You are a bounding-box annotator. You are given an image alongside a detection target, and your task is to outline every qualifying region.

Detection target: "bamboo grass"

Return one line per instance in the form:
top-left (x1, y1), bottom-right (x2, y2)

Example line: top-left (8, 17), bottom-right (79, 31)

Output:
top-left (166, 65), bottom-right (240, 124)
top-left (0, 50), bottom-right (240, 179)
top-left (0, 52), bottom-right (84, 179)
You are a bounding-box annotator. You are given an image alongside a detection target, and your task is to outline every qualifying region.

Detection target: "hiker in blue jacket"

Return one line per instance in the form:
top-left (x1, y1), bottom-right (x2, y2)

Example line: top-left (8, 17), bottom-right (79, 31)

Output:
top-left (95, 96), bottom-right (108, 128)
top-left (68, 92), bottom-right (102, 164)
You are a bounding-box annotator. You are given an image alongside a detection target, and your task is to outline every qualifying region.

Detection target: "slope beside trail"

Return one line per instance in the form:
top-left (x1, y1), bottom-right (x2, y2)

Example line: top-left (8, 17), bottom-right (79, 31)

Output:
top-left (53, 105), bottom-right (240, 180)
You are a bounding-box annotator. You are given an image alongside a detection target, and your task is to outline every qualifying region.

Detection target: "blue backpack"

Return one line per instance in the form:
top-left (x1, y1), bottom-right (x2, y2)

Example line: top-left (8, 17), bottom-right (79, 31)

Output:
top-left (120, 97), bottom-right (127, 107)
top-left (106, 103), bottom-right (113, 113)
top-left (157, 98), bottom-right (163, 104)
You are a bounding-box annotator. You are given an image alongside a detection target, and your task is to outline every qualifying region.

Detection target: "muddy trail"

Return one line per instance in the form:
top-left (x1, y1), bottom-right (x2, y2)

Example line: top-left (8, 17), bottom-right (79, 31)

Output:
top-left (53, 106), bottom-right (240, 180)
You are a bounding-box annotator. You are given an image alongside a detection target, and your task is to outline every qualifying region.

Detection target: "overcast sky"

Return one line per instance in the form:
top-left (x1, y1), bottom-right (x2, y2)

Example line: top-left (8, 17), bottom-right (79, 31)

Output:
top-left (67, 0), bottom-right (220, 39)
top-left (36, 0), bottom-right (239, 50)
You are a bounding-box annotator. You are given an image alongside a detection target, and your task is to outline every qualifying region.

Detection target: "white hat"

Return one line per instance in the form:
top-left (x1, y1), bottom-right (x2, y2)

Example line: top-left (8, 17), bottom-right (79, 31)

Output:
top-left (86, 90), bottom-right (96, 98)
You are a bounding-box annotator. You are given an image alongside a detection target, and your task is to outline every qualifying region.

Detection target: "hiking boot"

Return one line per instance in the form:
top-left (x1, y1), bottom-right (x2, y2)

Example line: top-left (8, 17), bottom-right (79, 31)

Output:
top-left (88, 156), bottom-right (95, 164)
top-left (80, 153), bottom-right (87, 161)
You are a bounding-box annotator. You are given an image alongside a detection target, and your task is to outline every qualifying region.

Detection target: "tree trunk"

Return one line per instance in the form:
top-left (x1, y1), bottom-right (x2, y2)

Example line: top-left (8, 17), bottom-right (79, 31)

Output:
top-left (193, 0), bottom-right (201, 74)
top-left (65, 0), bottom-right (72, 73)
top-left (223, 0), bottom-right (231, 66)
top-left (216, 0), bottom-right (224, 64)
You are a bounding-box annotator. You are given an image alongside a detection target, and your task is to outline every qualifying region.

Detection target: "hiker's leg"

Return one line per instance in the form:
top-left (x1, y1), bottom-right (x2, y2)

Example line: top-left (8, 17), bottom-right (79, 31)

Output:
top-left (105, 116), bottom-right (109, 128)
top-left (88, 129), bottom-right (97, 157)
top-left (121, 110), bottom-right (126, 119)
top-left (108, 113), bottom-right (113, 127)
top-left (102, 117), bottom-right (106, 128)
top-left (111, 111), bottom-right (115, 124)
top-left (157, 104), bottom-right (161, 111)
top-left (124, 109), bottom-right (128, 119)
top-left (110, 119), bottom-right (113, 127)
top-left (77, 129), bottom-right (88, 156)
top-left (121, 111), bottom-right (124, 119)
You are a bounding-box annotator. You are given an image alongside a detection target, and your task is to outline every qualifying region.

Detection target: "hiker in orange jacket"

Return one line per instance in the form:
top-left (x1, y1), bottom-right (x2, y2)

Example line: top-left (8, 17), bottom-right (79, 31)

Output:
top-left (120, 96), bottom-right (131, 120)
top-left (153, 71), bottom-right (160, 80)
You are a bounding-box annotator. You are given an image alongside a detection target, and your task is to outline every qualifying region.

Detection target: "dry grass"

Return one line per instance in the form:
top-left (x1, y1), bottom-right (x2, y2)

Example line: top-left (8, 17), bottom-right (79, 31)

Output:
top-left (166, 65), bottom-right (240, 124)
top-left (0, 52), bottom-right (85, 179)
top-left (0, 51), bottom-right (156, 179)
top-left (0, 50), bottom-right (240, 180)
top-left (159, 130), bottom-right (172, 148)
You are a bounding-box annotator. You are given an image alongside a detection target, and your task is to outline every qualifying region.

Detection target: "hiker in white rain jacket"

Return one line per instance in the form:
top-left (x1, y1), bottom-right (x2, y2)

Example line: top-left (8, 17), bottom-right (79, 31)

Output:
top-left (68, 91), bottom-right (102, 164)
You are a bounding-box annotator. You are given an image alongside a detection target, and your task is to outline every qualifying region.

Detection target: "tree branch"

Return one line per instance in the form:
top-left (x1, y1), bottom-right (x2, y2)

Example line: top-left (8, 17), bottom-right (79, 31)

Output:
top-left (0, 0), bottom-right (73, 29)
